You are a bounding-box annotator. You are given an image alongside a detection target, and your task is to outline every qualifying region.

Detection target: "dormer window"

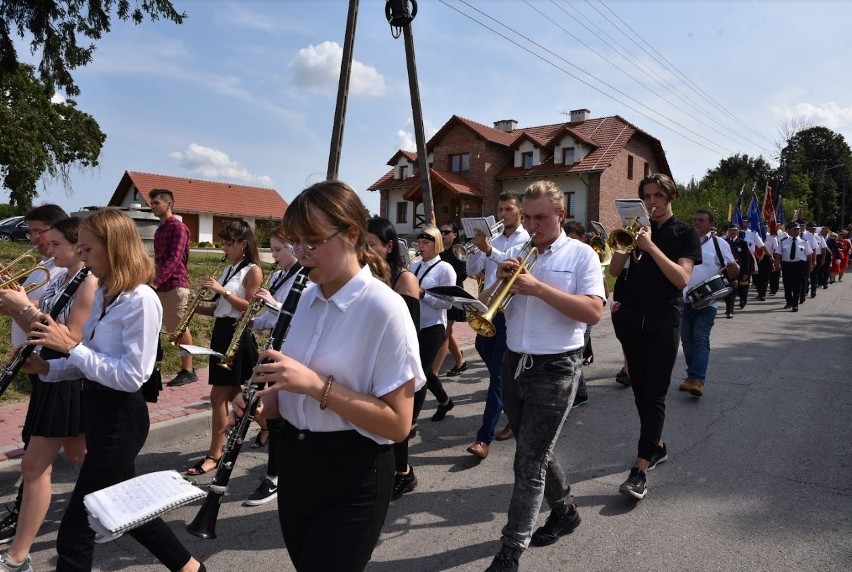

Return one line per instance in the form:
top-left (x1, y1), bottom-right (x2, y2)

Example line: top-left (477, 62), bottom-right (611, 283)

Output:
top-left (399, 165), bottom-right (409, 179)
top-left (562, 147), bottom-right (575, 165)
top-left (522, 152), bottom-right (534, 169)
top-left (450, 153), bottom-right (470, 172)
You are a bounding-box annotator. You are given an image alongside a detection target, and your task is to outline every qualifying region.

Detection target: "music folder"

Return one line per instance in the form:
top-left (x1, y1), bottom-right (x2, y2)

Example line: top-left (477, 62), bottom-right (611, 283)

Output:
top-left (614, 199), bottom-right (652, 227)
top-left (425, 285), bottom-right (488, 314)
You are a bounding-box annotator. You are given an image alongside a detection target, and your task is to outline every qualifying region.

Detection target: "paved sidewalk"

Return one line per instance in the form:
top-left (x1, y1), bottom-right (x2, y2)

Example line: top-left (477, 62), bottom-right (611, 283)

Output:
top-left (0, 321), bottom-right (479, 465)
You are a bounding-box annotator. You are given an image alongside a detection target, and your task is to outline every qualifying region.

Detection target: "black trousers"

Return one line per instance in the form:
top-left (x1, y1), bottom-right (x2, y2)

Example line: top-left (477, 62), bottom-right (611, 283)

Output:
top-left (769, 269), bottom-right (781, 294)
top-left (57, 388), bottom-right (191, 572)
top-left (754, 256), bottom-right (773, 298)
top-left (781, 261), bottom-right (807, 308)
top-left (613, 314), bottom-right (680, 462)
top-left (278, 422), bottom-right (394, 572)
top-left (809, 265), bottom-right (821, 297)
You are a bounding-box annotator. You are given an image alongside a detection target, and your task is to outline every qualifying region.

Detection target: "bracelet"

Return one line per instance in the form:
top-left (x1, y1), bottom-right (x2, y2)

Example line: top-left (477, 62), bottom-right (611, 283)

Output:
top-left (319, 375), bottom-right (335, 410)
top-left (17, 304), bottom-right (34, 317)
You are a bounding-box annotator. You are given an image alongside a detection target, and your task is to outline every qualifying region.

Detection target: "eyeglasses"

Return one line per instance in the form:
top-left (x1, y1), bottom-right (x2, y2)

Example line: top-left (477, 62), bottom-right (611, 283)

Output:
top-left (28, 227), bottom-right (50, 238)
top-left (440, 230), bottom-right (455, 235)
top-left (293, 230), bottom-right (342, 259)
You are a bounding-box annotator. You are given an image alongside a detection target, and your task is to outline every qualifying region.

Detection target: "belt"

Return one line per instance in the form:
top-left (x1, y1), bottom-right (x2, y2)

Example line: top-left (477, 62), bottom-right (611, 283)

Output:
top-left (506, 347), bottom-right (583, 360)
top-left (81, 379), bottom-right (120, 392)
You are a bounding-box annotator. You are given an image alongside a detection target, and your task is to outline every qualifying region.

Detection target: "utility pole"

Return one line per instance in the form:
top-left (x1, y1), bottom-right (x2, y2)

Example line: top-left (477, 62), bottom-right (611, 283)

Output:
top-left (386, 1), bottom-right (434, 227)
top-left (327, 0), bottom-right (359, 181)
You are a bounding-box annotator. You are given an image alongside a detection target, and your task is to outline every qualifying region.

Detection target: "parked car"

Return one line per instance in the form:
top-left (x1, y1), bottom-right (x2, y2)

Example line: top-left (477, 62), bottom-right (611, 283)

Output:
top-left (0, 216), bottom-right (29, 241)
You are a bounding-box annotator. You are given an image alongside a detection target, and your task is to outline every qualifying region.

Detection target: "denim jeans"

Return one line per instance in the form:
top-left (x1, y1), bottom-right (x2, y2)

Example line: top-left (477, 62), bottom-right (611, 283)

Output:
top-left (680, 302), bottom-right (717, 383)
top-left (499, 349), bottom-right (580, 550)
top-left (474, 313), bottom-right (507, 444)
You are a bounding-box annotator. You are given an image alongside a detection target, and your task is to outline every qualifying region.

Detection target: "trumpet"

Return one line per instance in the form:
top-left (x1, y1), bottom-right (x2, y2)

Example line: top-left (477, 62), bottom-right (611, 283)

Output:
top-left (166, 255), bottom-right (227, 345)
top-left (589, 235), bottom-right (613, 267)
top-left (466, 234), bottom-right (537, 337)
top-left (607, 207), bottom-right (656, 262)
top-left (218, 263), bottom-right (277, 370)
top-left (0, 248), bottom-right (50, 293)
top-left (452, 220), bottom-right (505, 261)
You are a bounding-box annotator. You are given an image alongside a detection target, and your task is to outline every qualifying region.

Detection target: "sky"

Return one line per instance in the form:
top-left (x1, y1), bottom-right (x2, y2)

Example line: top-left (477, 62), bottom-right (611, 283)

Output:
top-left (8, 0), bottom-right (852, 217)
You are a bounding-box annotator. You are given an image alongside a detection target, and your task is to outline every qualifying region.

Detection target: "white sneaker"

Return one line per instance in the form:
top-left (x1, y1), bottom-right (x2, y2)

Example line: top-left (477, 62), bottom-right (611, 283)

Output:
top-left (0, 552), bottom-right (32, 572)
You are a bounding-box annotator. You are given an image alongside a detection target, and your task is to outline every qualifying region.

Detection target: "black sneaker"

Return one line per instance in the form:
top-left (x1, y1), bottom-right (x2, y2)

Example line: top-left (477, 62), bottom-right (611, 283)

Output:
top-left (615, 368), bottom-right (631, 387)
top-left (484, 547), bottom-right (522, 572)
top-left (166, 368), bottom-right (198, 387)
top-left (619, 467), bottom-right (647, 500)
top-left (571, 392), bottom-right (588, 408)
top-left (530, 505), bottom-right (581, 547)
top-left (0, 507), bottom-right (17, 546)
top-left (431, 399), bottom-right (454, 421)
top-left (391, 469), bottom-right (417, 501)
top-left (647, 444), bottom-right (668, 470)
top-left (244, 477), bottom-right (278, 506)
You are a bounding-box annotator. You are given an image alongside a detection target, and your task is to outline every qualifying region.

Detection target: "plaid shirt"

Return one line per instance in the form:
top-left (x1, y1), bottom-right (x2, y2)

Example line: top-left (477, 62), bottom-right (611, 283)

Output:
top-left (153, 215), bottom-right (190, 291)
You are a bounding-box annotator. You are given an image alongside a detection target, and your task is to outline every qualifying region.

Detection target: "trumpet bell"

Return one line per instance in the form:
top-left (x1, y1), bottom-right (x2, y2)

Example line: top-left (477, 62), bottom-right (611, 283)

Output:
top-left (466, 309), bottom-right (496, 337)
top-left (589, 236), bottom-right (612, 266)
top-left (452, 242), bottom-right (471, 261)
top-left (607, 228), bottom-right (636, 254)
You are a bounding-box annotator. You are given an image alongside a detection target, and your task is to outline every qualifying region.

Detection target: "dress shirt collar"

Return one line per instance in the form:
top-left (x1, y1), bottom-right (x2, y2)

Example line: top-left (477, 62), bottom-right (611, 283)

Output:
top-left (307, 264), bottom-right (372, 312)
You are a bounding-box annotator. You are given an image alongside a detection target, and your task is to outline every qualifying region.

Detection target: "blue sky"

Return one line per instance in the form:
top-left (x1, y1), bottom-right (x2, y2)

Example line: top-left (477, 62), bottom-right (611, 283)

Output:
top-left (10, 0), bottom-right (852, 216)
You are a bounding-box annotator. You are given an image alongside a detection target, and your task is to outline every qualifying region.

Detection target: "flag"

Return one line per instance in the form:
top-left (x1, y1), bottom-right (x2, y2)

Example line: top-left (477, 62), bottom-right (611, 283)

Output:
top-left (747, 192), bottom-right (763, 238)
top-left (776, 193), bottom-right (785, 225)
top-left (762, 184), bottom-right (777, 235)
top-left (731, 185), bottom-right (744, 227)
top-left (792, 207), bottom-right (802, 224)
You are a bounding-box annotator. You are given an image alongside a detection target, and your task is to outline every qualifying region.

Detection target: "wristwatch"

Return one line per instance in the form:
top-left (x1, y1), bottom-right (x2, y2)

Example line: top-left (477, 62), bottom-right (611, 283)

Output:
top-left (224, 290), bottom-right (233, 299)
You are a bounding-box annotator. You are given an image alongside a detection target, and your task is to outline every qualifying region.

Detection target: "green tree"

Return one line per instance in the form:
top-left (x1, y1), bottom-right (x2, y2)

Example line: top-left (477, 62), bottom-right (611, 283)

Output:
top-left (1, 0), bottom-right (185, 96)
top-left (0, 64), bottom-right (105, 207)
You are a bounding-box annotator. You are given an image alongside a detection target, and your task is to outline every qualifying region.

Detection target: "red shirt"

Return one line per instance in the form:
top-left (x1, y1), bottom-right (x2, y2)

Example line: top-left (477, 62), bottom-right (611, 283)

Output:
top-left (153, 215), bottom-right (190, 291)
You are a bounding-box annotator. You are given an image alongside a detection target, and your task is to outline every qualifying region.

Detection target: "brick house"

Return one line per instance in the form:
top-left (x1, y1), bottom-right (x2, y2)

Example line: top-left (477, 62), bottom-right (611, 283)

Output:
top-left (107, 171), bottom-right (289, 244)
top-left (367, 109), bottom-right (671, 237)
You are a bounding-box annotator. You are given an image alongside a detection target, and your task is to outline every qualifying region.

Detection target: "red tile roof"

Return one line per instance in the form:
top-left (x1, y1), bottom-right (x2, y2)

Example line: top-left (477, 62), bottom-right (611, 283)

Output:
top-left (403, 169), bottom-right (484, 201)
top-left (387, 150), bottom-right (418, 166)
top-left (111, 171), bottom-right (289, 219)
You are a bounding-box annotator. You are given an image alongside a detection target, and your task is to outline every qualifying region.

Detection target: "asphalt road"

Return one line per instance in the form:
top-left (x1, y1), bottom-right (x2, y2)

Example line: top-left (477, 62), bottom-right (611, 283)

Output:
top-left (2, 282), bottom-right (850, 571)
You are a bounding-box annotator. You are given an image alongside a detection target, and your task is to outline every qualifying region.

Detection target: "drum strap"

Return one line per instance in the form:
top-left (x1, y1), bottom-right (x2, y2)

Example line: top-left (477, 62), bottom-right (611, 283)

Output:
top-left (711, 236), bottom-right (725, 269)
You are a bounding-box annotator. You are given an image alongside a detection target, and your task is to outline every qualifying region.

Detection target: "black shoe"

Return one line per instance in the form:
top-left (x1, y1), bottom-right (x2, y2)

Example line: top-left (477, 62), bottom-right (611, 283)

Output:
top-left (166, 368), bottom-right (198, 387)
top-left (391, 469), bottom-right (417, 501)
top-left (431, 399), bottom-right (454, 421)
top-left (244, 477), bottom-right (278, 506)
top-left (738, 300), bottom-right (746, 309)
top-left (571, 392), bottom-right (588, 408)
top-left (792, 306), bottom-right (798, 312)
top-left (810, 293), bottom-right (816, 298)
top-left (783, 304), bottom-right (791, 309)
top-left (445, 362), bottom-right (468, 377)
top-left (530, 505), bottom-right (581, 547)
top-left (485, 547), bottom-right (522, 572)
top-left (619, 467), bottom-right (647, 500)
top-left (0, 506), bottom-right (17, 546)
top-left (615, 368), bottom-right (631, 387)
top-left (647, 444), bottom-right (668, 470)
top-left (756, 296), bottom-right (766, 301)
top-left (725, 312), bottom-right (733, 319)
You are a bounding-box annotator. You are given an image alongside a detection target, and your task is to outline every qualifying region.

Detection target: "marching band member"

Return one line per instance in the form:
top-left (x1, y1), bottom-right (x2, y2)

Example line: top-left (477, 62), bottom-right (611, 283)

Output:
top-left (433, 221), bottom-right (468, 377)
top-left (235, 181), bottom-right (423, 571)
top-left (22, 209), bottom-right (205, 572)
top-left (485, 181), bottom-right (604, 572)
top-left (609, 174), bottom-right (701, 501)
top-left (186, 220), bottom-right (262, 476)
top-left (0, 217), bottom-right (98, 572)
top-left (774, 223), bottom-right (812, 312)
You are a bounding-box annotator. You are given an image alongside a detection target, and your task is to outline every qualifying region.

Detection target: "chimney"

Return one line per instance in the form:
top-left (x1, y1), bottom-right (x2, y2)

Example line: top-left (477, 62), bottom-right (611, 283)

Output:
top-left (493, 119), bottom-right (518, 133)
top-left (569, 108), bottom-right (590, 123)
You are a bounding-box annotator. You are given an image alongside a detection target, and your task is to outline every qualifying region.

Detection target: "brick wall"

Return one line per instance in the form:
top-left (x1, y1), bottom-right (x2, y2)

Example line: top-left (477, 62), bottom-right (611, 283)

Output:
top-left (599, 136), bottom-right (661, 232)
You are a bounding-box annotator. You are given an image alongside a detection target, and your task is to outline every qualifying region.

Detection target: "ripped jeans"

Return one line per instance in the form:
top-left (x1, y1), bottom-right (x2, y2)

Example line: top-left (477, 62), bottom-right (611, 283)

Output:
top-left (499, 348), bottom-right (581, 550)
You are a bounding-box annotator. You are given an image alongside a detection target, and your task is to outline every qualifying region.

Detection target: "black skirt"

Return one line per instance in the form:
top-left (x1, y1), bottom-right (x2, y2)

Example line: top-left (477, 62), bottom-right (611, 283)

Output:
top-left (209, 317), bottom-right (259, 387)
top-left (447, 306), bottom-right (467, 323)
top-left (23, 347), bottom-right (84, 438)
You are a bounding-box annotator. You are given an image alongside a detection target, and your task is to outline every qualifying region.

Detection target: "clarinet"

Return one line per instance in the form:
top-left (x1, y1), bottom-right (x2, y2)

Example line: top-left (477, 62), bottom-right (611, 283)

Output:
top-left (187, 266), bottom-right (310, 540)
top-left (0, 267), bottom-right (91, 398)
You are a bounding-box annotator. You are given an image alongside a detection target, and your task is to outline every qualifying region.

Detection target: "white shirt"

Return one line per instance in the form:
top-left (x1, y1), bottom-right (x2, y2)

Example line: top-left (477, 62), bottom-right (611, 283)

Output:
top-left (741, 229), bottom-right (764, 253)
top-left (12, 258), bottom-right (63, 347)
top-left (816, 233), bottom-right (829, 253)
top-left (276, 265), bottom-right (424, 444)
top-left (683, 233), bottom-right (736, 305)
top-left (802, 231), bottom-right (820, 255)
top-left (409, 256), bottom-right (456, 329)
top-left (252, 265), bottom-right (303, 332)
top-left (778, 236), bottom-right (813, 263)
top-left (213, 262), bottom-right (256, 318)
top-left (466, 226), bottom-right (530, 290)
top-left (43, 285), bottom-right (162, 393)
top-left (504, 233), bottom-right (605, 354)
top-left (763, 233), bottom-right (780, 257)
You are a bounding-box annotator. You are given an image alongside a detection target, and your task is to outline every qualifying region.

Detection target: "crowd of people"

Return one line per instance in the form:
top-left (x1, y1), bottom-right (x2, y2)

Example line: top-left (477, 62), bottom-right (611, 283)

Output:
top-left (0, 174), bottom-right (847, 572)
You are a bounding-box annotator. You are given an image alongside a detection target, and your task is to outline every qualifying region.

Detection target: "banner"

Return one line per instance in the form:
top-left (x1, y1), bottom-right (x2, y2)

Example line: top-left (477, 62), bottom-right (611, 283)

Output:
top-left (762, 184), bottom-right (777, 235)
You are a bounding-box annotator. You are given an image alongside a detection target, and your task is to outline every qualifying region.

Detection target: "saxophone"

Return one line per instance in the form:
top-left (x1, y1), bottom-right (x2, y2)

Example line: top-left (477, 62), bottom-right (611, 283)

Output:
top-left (217, 263), bottom-right (277, 370)
top-left (166, 255), bottom-right (227, 346)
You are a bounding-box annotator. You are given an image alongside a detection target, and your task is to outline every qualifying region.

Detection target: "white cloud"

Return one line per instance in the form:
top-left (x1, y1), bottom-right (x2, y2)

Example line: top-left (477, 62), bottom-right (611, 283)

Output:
top-left (169, 144), bottom-right (273, 187)
top-left (50, 92), bottom-right (66, 104)
top-left (288, 41), bottom-right (386, 96)
top-left (395, 118), bottom-right (438, 152)
top-left (770, 102), bottom-right (852, 129)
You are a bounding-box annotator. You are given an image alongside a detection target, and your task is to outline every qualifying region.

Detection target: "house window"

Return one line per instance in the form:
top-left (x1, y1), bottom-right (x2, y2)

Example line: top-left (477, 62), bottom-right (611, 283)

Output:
top-left (562, 147), bottom-right (575, 165)
top-left (644, 161), bottom-right (650, 178)
top-left (450, 153), bottom-right (470, 172)
top-left (396, 202), bottom-right (408, 224)
top-left (627, 155), bottom-right (634, 180)
top-left (565, 192), bottom-right (576, 218)
top-left (522, 152), bottom-right (534, 169)
top-left (399, 165), bottom-right (408, 179)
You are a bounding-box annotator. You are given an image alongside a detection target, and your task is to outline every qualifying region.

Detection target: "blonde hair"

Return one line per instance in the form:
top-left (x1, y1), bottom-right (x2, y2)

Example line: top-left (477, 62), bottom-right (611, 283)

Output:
top-left (282, 180), bottom-right (389, 284)
top-left (82, 209), bottom-right (154, 297)
top-left (523, 180), bottom-right (565, 211)
top-left (419, 224), bottom-right (444, 253)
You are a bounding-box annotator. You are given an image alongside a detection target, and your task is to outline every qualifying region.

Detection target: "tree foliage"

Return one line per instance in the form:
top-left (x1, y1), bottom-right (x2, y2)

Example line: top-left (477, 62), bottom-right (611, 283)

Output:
top-left (0, 64), bottom-right (105, 207)
top-left (1, 0), bottom-right (185, 96)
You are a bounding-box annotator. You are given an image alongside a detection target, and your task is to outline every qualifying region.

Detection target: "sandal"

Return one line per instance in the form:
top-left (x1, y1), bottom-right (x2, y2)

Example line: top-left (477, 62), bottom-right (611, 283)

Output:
top-left (250, 429), bottom-right (270, 449)
top-left (186, 455), bottom-right (220, 476)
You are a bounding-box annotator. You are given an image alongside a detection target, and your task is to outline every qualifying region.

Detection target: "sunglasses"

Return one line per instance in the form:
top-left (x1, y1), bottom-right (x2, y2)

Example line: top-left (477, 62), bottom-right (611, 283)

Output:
top-left (440, 229), bottom-right (455, 235)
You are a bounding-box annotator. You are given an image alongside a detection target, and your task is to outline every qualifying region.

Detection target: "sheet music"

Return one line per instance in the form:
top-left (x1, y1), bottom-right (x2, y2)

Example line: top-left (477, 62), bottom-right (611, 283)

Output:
top-left (425, 285), bottom-right (488, 314)
top-left (179, 344), bottom-right (224, 358)
top-left (590, 221), bottom-right (607, 240)
top-left (460, 216), bottom-right (496, 239)
top-left (614, 199), bottom-right (651, 227)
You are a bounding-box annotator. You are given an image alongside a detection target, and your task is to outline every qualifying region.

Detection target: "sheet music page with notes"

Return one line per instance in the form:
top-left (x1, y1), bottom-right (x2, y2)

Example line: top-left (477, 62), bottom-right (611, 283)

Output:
top-left (84, 470), bottom-right (205, 535)
top-left (614, 199), bottom-right (652, 227)
top-left (460, 216), bottom-right (496, 239)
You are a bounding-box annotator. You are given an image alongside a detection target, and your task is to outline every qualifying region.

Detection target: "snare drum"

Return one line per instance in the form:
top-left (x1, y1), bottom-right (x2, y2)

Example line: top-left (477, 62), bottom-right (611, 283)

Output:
top-left (685, 274), bottom-right (733, 309)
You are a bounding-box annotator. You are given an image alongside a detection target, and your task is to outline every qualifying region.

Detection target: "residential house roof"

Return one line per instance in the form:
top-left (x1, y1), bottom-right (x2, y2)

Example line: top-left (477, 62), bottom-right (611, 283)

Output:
top-left (110, 171), bottom-right (288, 219)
